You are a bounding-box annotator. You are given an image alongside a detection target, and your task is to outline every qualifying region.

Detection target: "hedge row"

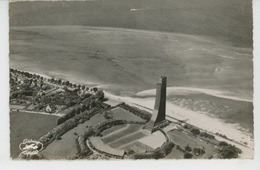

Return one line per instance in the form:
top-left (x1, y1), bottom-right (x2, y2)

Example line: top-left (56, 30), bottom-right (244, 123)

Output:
top-left (130, 142), bottom-right (174, 159)
top-left (39, 107), bottom-right (101, 148)
top-left (119, 103), bottom-right (151, 121)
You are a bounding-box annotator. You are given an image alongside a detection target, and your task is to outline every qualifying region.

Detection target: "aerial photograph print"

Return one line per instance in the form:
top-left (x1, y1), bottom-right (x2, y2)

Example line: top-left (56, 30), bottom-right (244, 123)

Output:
top-left (9, 0), bottom-right (254, 160)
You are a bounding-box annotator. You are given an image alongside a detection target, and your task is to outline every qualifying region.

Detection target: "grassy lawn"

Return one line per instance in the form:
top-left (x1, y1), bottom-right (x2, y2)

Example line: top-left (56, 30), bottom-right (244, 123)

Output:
top-left (167, 129), bottom-right (216, 159)
top-left (41, 113), bottom-right (106, 159)
top-left (165, 147), bottom-right (185, 159)
top-left (121, 141), bottom-right (153, 153)
top-left (10, 111), bottom-right (58, 159)
top-left (110, 107), bottom-right (144, 122)
top-left (102, 124), bottom-right (142, 143)
top-left (101, 124), bottom-right (128, 136)
top-left (109, 131), bottom-right (146, 148)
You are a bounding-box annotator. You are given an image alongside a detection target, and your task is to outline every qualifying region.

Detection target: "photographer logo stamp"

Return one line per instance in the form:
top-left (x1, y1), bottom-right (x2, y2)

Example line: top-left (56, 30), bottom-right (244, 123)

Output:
top-left (19, 139), bottom-right (43, 155)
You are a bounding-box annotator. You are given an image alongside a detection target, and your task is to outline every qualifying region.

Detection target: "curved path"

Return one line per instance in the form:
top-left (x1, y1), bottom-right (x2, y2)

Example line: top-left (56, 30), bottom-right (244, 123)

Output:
top-left (88, 136), bottom-right (125, 158)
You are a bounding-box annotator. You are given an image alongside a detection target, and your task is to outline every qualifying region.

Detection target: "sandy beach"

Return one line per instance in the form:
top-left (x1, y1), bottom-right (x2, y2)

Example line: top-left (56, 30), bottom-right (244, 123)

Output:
top-left (136, 87), bottom-right (253, 102)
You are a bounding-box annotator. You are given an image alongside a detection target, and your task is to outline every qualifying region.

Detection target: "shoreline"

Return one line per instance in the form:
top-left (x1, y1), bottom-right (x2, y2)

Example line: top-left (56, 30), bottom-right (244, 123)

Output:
top-left (136, 87), bottom-right (253, 103)
top-left (11, 68), bottom-right (254, 158)
top-left (104, 92), bottom-right (254, 158)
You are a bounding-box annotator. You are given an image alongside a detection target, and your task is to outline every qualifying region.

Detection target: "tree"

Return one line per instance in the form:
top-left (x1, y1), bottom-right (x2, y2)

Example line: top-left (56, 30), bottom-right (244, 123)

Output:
top-left (57, 79), bottom-right (62, 85)
top-left (193, 147), bottom-right (205, 156)
top-left (185, 145), bottom-right (192, 152)
top-left (219, 141), bottom-right (228, 147)
top-left (75, 106), bottom-right (81, 114)
top-left (191, 128), bottom-right (200, 135)
top-left (92, 87), bottom-right (98, 92)
top-left (95, 90), bottom-right (105, 101)
top-left (82, 104), bottom-right (87, 112)
top-left (82, 86), bottom-right (85, 90)
top-left (184, 153), bottom-right (193, 159)
top-left (25, 72), bottom-right (29, 77)
top-left (219, 146), bottom-right (239, 159)
top-left (65, 81), bottom-right (70, 86)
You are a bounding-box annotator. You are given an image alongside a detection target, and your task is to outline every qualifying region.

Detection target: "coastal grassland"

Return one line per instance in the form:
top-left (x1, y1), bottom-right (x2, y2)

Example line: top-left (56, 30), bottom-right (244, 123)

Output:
top-left (10, 111), bottom-right (58, 158)
top-left (40, 113), bottom-right (106, 159)
top-left (121, 141), bottom-right (154, 153)
top-left (167, 129), bottom-right (216, 159)
top-left (165, 147), bottom-right (186, 159)
top-left (110, 107), bottom-right (145, 122)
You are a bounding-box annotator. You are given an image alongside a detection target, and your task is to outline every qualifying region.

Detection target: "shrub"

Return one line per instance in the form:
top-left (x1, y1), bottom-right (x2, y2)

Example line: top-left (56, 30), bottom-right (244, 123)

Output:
top-left (219, 141), bottom-right (228, 147)
top-left (218, 144), bottom-right (242, 159)
top-left (191, 128), bottom-right (200, 135)
top-left (200, 132), bottom-right (215, 139)
top-left (183, 124), bottom-right (190, 129)
top-left (184, 153), bottom-right (193, 159)
top-left (95, 90), bottom-right (105, 101)
top-left (193, 147), bottom-right (205, 156)
top-left (185, 145), bottom-right (192, 152)
top-left (132, 142), bottom-right (174, 159)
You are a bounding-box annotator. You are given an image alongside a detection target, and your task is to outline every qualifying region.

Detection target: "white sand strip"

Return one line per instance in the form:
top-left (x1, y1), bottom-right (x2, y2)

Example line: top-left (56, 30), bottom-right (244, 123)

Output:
top-left (136, 86), bottom-right (253, 102)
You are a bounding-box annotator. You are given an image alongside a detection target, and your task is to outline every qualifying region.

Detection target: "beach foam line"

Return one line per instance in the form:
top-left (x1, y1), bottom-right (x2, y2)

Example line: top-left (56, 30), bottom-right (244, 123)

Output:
top-left (136, 86), bottom-right (253, 102)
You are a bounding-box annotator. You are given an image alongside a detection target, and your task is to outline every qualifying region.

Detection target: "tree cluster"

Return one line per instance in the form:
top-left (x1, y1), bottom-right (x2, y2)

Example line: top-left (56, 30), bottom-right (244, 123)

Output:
top-left (131, 142), bottom-right (174, 159)
top-left (56, 104), bottom-right (89, 125)
top-left (218, 142), bottom-right (242, 159)
top-left (119, 103), bottom-right (151, 121)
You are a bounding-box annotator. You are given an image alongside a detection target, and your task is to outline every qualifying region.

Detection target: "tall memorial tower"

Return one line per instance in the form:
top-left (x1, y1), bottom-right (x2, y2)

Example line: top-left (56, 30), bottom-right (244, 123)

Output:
top-left (144, 76), bottom-right (167, 132)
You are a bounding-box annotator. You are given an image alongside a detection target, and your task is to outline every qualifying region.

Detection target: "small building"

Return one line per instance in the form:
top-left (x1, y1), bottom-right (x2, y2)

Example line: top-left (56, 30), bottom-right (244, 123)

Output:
top-left (46, 104), bottom-right (52, 113)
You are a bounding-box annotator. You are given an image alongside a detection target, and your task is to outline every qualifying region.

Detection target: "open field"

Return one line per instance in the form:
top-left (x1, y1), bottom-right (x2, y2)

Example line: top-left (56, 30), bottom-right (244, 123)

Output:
top-left (167, 129), bottom-right (216, 159)
top-left (10, 105), bottom-right (26, 110)
top-left (121, 141), bottom-right (153, 153)
top-left (165, 147), bottom-right (187, 159)
top-left (10, 111), bottom-right (58, 158)
top-left (40, 113), bottom-right (106, 159)
top-left (110, 107), bottom-right (144, 122)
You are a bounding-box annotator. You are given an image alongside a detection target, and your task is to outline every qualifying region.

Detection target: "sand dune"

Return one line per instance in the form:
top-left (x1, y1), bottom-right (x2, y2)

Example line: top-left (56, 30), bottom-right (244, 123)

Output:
top-left (136, 86), bottom-right (253, 102)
